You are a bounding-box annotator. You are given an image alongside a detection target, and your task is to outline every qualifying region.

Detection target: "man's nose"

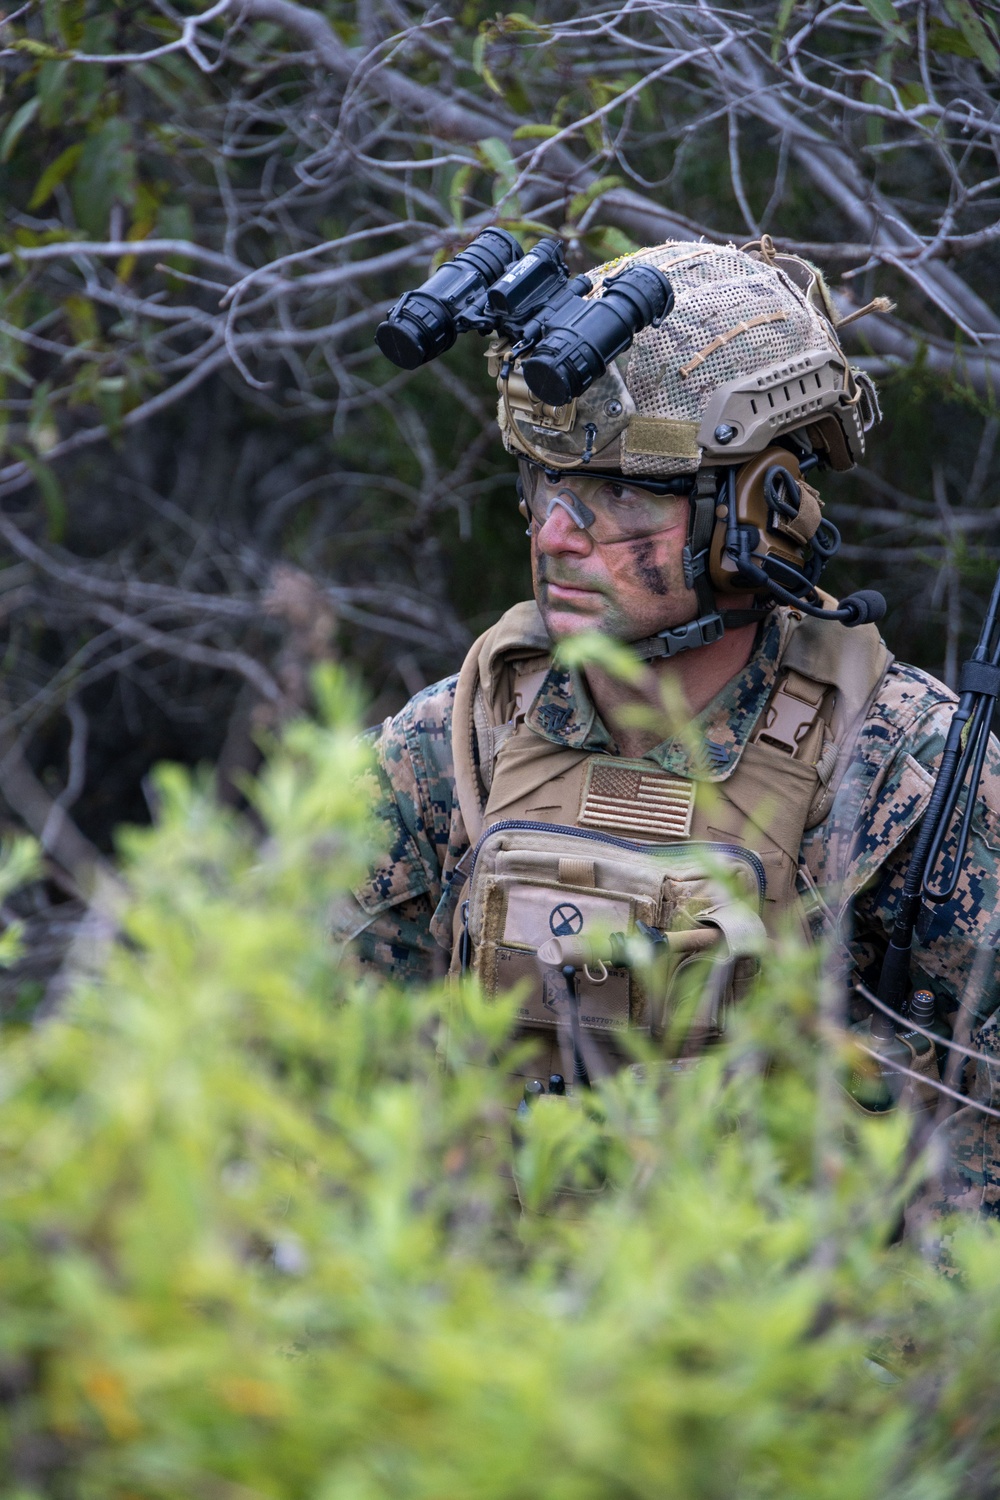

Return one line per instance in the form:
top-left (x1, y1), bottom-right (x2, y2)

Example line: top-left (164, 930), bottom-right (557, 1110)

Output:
top-left (534, 491), bottom-right (594, 555)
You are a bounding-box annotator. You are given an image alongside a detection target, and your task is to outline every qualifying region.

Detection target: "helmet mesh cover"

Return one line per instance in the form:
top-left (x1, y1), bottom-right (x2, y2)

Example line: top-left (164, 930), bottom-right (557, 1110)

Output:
top-left (602, 241), bottom-right (838, 475)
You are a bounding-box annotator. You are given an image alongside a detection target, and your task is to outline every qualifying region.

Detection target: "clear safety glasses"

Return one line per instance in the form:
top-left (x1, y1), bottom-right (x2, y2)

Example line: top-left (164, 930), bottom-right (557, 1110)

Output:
top-left (517, 459), bottom-right (694, 544)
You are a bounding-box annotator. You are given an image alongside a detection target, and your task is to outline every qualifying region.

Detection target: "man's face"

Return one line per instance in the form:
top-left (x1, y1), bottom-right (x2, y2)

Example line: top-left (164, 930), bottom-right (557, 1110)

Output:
top-left (527, 469), bottom-right (697, 642)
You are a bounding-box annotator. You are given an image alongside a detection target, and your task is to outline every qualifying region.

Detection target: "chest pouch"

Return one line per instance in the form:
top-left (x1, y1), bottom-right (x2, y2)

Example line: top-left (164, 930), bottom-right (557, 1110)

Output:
top-left (458, 820), bottom-right (768, 1062)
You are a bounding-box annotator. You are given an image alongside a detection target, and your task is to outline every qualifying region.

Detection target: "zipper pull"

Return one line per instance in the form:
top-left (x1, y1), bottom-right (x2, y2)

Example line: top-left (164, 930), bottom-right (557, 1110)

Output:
top-left (458, 900), bottom-right (471, 972)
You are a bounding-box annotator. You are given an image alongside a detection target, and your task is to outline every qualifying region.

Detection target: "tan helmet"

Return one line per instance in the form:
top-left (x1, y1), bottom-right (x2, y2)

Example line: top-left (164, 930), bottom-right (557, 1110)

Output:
top-left (497, 237), bottom-right (887, 654)
top-left (493, 237), bottom-right (880, 476)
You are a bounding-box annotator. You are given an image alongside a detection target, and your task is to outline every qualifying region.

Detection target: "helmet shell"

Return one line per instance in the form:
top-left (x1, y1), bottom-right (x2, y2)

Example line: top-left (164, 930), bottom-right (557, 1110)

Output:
top-left (496, 240), bottom-right (879, 475)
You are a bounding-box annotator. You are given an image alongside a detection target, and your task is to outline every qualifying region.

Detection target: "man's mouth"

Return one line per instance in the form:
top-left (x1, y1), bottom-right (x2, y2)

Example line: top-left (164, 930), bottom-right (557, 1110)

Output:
top-left (544, 579), bottom-right (601, 605)
top-left (539, 561), bottom-right (602, 606)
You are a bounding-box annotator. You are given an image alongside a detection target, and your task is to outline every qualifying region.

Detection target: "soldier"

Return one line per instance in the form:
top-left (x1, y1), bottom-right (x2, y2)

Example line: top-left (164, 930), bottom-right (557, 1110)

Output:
top-left (336, 238), bottom-right (1000, 1217)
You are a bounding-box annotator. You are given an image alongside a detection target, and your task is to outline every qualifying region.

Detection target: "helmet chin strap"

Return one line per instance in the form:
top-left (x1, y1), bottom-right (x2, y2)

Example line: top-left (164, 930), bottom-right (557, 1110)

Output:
top-left (629, 604), bottom-right (767, 661)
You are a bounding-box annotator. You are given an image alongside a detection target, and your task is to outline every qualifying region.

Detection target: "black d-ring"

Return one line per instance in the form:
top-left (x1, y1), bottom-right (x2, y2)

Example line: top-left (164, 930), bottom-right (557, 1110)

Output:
top-left (763, 464), bottom-right (801, 521)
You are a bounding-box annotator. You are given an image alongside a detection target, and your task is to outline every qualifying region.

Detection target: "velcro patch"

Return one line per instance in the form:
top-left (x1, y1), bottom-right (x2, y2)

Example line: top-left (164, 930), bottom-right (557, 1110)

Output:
top-left (579, 761), bottom-right (695, 840)
top-left (623, 416), bottom-right (701, 459)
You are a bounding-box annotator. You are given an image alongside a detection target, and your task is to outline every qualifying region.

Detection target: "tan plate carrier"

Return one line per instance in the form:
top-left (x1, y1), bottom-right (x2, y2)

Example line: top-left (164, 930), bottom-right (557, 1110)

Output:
top-left (449, 601), bottom-right (890, 1089)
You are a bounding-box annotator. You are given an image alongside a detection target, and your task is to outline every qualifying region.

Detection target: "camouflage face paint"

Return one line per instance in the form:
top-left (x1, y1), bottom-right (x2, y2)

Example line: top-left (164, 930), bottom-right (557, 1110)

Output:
top-left (630, 537), bottom-right (670, 598)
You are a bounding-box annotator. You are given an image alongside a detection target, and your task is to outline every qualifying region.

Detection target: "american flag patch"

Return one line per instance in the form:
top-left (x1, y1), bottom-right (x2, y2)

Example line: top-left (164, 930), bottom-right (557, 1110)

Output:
top-left (578, 761), bottom-right (695, 839)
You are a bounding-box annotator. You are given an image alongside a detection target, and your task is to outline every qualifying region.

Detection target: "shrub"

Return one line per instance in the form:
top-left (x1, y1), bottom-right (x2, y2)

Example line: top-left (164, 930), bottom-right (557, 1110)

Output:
top-left (0, 665), bottom-right (999, 1498)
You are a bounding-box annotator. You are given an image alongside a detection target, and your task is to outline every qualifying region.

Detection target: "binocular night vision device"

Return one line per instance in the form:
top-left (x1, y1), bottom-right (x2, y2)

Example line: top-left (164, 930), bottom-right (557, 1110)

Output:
top-left (375, 227), bottom-right (673, 409)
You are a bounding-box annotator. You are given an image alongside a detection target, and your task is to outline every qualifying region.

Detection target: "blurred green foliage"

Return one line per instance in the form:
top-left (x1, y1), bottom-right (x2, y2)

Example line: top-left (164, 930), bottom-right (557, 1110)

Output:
top-left (0, 663), bottom-right (999, 1495)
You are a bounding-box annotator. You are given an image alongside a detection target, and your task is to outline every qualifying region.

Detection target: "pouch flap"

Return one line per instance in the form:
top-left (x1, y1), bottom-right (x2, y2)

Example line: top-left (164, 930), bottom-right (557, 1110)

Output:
top-left (698, 900), bottom-right (768, 959)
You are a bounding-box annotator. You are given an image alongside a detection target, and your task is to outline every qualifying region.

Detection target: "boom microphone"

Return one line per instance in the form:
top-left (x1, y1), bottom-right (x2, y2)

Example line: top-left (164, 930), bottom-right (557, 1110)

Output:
top-left (838, 590), bottom-right (886, 626)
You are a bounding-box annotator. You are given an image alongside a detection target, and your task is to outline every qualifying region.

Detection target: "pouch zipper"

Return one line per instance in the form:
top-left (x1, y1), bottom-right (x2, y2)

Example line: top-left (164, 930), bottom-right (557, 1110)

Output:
top-left (465, 818), bottom-right (766, 911)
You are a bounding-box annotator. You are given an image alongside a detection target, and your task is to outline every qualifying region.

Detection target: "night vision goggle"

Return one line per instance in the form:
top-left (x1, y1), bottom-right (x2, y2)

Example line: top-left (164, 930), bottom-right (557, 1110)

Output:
top-left (375, 228), bottom-right (672, 409)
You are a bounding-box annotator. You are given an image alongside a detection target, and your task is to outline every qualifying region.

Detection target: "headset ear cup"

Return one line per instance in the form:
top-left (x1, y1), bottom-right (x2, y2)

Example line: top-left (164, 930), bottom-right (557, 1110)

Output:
top-left (707, 464), bottom-right (755, 594)
top-left (708, 448), bottom-right (832, 598)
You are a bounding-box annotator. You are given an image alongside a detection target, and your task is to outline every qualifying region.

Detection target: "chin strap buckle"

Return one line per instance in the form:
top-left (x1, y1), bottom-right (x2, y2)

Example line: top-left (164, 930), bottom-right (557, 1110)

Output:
top-left (632, 612), bottom-right (725, 661)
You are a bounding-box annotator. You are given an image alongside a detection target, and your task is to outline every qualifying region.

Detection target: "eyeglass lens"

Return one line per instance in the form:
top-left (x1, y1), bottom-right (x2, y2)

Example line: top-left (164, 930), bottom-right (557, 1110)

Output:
top-left (518, 462), bottom-right (686, 543)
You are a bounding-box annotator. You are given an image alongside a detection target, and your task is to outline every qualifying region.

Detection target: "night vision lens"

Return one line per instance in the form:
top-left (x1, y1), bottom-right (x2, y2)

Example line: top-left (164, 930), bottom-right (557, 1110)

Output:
top-left (375, 228), bottom-right (523, 370)
top-left (521, 263), bottom-right (674, 408)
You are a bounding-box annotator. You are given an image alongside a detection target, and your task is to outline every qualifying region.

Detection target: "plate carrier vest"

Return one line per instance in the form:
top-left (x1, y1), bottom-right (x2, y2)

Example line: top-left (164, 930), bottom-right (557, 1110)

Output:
top-left (448, 602), bottom-right (890, 1089)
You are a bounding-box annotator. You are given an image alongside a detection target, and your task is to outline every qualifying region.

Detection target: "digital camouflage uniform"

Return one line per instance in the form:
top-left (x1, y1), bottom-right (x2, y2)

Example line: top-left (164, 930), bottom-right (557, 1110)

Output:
top-left (335, 605), bottom-right (1000, 1217)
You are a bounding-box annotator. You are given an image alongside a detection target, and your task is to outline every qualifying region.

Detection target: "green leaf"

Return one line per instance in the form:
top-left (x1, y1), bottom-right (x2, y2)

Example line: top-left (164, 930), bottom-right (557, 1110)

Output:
top-left (155, 202), bottom-right (194, 277)
top-left (28, 142), bottom-right (84, 211)
top-left (55, 0), bottom-right (87, 49)
top-left (13, 443), bottom-right (66, 541)
top-left (481, 64), bottom-right (503, 96)
top-left (37, 59), bottom-right (70, 130)
top-left (471, 23), bottom-right (507, 95)
top-left (72, 118), bottom-right (137, 237)
top-left (63, 293), bottom-right (99, 346)
top-left (942, 0), bottom-right (1000, 74)
top-left (0, 835), bottom-right (40, 906)
top-left (96, 374), bottom-right (126, 438)
top-left (0, 356), bottom-right (35, 389)
top-left (928, 20), bottom-right (976, 56)
top-left (859, 0), bottom-right (908, 43)
top-left (582, 120), bottom-right (605, 154)
top-left (898, 81), bottom-right (928, 108)
top-left (553, 630), bottom-right (645, 684)
top-left (476, 136), bottom-right (518, 205)
top-left (0, 97), bottom-right (39, 165)
top-left (448, 162), bottom-right (476, 228)
top-left (512, 123), bottom-right (561, 140)
top-left (770, 0), bottom-right (798, 60)
top-left (568, 174), bottom-right (624, 224)
top-left (0, 922), bottom-right (26, 968)
top-left (478, 136), bottom-right (516, 176)
top-left (9, 36), bottom-right (68, 59)
top-left (584, 226), bottom-right (642, 261)
top-left (586, 78), bottom-right (628, 109)
top-left (495, 12), bottom-right (550, 33)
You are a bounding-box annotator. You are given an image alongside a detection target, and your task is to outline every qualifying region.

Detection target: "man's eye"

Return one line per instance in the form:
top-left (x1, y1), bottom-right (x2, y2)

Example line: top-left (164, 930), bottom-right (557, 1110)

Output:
top-left (610, 483), bottom-right (626, 500)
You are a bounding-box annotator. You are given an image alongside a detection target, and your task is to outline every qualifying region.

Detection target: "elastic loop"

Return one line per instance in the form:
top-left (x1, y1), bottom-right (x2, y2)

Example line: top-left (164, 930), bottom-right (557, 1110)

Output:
top-left (959, 660), bottom-right (1000, 699)
top-left (583, 961), bottom-right (609, 985)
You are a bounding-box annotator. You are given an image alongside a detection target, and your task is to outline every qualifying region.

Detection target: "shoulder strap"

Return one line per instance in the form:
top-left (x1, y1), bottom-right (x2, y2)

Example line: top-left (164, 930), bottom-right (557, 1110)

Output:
top-left (778, 613), bottom-right (891, 827)
top-left (452, 601), bottom-right (552, 845)
top-left (719, 612), bottom-right (891, 885)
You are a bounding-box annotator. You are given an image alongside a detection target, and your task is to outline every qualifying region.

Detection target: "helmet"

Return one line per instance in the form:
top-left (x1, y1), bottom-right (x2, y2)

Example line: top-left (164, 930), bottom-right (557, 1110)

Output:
top-left (495, 237), bottom-right (885, 653)
top-left (495, 237), bottom-right (880, 475)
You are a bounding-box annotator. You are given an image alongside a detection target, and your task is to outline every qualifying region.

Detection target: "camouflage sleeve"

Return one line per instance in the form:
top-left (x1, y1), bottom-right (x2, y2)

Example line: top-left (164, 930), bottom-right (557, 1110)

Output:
top-left (807, 662), bottom-right (1000, 1225)
top-left (331, 675), bottom-right (460, 985)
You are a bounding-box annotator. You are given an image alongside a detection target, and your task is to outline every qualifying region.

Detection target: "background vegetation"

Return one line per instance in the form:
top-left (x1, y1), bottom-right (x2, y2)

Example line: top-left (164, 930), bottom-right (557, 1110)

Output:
top-left (0, 664), bottom-right (999, 1498)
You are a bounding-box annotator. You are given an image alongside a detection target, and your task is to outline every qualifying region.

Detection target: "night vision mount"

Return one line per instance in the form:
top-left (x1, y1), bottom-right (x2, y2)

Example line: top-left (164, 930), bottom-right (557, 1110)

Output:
top-left (375, 227), bottom-right (673, 410)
